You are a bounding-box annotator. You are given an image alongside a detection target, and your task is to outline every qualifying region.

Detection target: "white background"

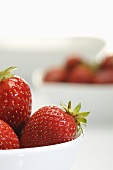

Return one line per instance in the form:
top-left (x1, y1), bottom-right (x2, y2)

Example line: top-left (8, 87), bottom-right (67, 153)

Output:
top-left (0, 1), bottom-right (113, 170)
top-left (0, 0), bottom-right (113, 49)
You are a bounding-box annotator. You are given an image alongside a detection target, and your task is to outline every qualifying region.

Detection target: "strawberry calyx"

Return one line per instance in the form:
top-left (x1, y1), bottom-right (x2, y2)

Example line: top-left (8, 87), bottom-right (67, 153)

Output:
top-left (61, 101), bottom-right (90, 136)
top-left (0, 66), bottom-right (17, 82)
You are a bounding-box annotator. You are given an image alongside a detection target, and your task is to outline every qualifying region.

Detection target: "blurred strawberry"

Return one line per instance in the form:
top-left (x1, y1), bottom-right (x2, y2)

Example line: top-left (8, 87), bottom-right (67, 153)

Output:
top-left (65, 55), bottom-right (83, 70)
top-left (0, 119), bottom-right (20, 150)
top-left (93, 69), bottom-right (113, 84)
top-left (20, 101), bottom-right (90, 148)
top-left (99, 55), bottom-right (113, 70)
top-left (43, 67), bottom-right (66, 82)
top-left (0, 66), bottom-right (32, 135)
top-left (67, 64), bottom-right (94, 83)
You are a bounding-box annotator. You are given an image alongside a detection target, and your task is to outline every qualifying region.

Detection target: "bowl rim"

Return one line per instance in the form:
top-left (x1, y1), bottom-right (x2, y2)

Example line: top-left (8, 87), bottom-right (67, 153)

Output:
top-left (0, 36), bottom-right (106, 51)
top-left (0, 134), bottom-right (83, 155)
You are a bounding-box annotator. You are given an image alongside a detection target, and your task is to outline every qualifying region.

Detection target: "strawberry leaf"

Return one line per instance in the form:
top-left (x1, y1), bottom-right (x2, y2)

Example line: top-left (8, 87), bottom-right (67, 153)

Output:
top-left (77, 117), bottom-right (87, 124)
top-left (78, 111), bottom-right (90, 118)
top-left (68, 101), bottom-right (71, 110)
top-left (0, 66), bottom-right (18, 82)
top-left (61, 101), bottom-right (90, 136)
top-left (73, 103), bottom-right (81, 115)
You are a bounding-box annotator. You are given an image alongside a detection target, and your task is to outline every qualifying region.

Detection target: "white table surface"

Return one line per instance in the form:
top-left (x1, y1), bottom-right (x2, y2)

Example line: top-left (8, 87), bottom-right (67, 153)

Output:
top-left (71, 125), bottom-right (113, 170)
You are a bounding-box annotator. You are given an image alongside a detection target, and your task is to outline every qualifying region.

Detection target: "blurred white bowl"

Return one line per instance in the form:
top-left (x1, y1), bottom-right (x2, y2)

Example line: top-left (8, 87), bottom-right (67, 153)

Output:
top-left (0, 134), bottom-right (83, 170)
top-left (31, 37), bottom-right (113, 126)
top-left (0, 36), bottom-right (106, 83)
top-left (32, 67), bottom-right (113, 126)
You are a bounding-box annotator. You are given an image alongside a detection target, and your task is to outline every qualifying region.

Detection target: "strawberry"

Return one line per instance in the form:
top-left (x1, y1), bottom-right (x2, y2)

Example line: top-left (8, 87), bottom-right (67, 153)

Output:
top-left (0, 66), bottom-right (32, 136)
top-left (0, 119), bottom-right (20, 150)
top-left (43, 67), bottom-right (66, 82)
top-left (99, 55), bottom-right (113, 70)
top-left (65, 55), bottom-right (83, 71)
top-left (93, 69), bottom-right (113, 84)
top-left (20, 101), bottom-right (89, 148)
top-left (67, 64), bottom-right (94, 83)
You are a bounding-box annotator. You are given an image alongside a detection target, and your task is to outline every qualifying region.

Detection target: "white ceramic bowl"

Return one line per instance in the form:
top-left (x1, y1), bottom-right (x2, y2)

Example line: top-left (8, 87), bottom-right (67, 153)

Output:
top-left (0, 134), bottom-right (83, 170)
top-left (0, 36), bottom-right (106, 83)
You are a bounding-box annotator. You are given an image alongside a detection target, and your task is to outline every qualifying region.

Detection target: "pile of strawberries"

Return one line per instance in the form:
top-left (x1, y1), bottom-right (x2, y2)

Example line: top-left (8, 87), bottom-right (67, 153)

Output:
top-left (0, 67), bottom-right (89, 150)
top-left (43, 54), bottom-right (113, 84)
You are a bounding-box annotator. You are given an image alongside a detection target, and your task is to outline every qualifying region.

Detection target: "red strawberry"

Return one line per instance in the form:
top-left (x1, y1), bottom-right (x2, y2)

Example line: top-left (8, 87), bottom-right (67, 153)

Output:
top-left (0, 67), bottom-right (32, 136)
top-left (20, 101), bottom-right (89, 148)
top-left (99, 55), bottom-right (113, 70)
top-left (65, 55), bottom-right (83, 70)
top-left (67, 64), bottom-right (94, 83)
top-left (0, 119), bottom-right (20, 150)
top-left (43, 67), bottom-right (66, 82)
top-left (93, 69), bottom-right (113, 84)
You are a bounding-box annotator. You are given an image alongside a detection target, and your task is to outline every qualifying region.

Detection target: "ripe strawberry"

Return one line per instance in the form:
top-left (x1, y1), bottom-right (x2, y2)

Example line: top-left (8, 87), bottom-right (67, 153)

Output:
top-left (0, 66), bottom-right (32, 135)
top-left (43, 67), bottom-right (66, 82)
top-left (20, 101), bottom-right (89, 148)
top-left (0, 119), bottom-right (20, 150)
top-left (99, 55), bottom-right (113, 70)
top-left (67, 64), bottom-right (94, 83)
top-left (93, 69), bottom-right (113, 84)
top-left (65, 55), bottom-right (83, 70)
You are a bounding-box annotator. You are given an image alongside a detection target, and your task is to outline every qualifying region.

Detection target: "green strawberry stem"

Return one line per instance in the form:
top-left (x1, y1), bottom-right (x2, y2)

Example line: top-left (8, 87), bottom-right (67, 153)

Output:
top-left (0, 66), bottom-right (17, 82)
top-left (61, 101), bottom-right (90, 136)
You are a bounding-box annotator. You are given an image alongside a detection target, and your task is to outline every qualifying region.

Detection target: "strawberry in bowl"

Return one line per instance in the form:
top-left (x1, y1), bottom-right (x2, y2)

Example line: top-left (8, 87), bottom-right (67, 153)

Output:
top-left (0, 66), bottom-right (90, 170)
top-left (20, 101), bottom-right (89, 148)
top-left (0, 66), bottom-right (32, 137)
top-left (0, 119), bottom-right (20, 150)
top-left (0, 99), bottom-right (90, 170)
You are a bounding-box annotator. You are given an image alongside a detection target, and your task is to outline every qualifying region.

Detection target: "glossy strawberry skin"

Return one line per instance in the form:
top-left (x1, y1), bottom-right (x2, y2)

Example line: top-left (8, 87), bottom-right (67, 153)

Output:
top-left (0, 76), bottom-right (32, 133)
top-left (20, 105), bottom-right (76, 148)
top-left (0, 119), bottom-right (20, 150)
